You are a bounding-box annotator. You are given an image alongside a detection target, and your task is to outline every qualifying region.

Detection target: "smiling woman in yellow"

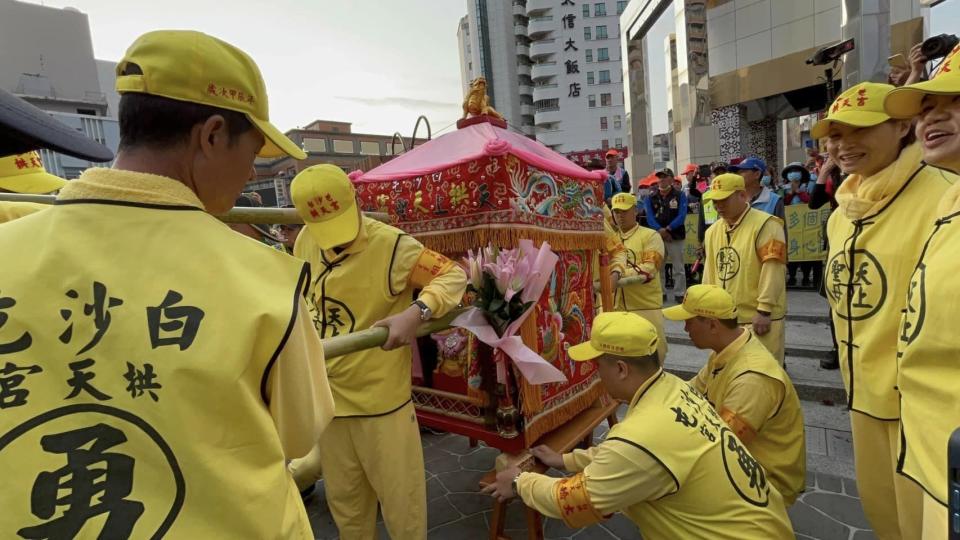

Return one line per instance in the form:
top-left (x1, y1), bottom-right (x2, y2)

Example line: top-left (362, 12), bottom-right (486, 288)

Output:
top-left (814, 81), bottom-right (958, 540)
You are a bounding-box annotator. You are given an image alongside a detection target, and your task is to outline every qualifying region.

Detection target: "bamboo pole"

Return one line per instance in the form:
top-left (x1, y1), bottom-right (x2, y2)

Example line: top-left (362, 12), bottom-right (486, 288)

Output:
top-left (320, 308), bottom-right (467, 359)
top-left (0, 193), bottom-right (390, 225)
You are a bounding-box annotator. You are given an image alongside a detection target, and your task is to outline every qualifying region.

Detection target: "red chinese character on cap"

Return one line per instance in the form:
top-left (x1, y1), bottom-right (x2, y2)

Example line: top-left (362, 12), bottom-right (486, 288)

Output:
top-left (324, 194), bottom-right (340, 211)
top-left (14, 158), bottom-right (27, 169)
top-left (856, 88), bottom-right (868, 106)
top-left (219, 87), bottom-right (228, 97)
top-left (207, 84), bottom-right (217, 95)
top-left (229, 89), bottom-right (237, 99)
top-left (30, 157), bottom-right (41, 168)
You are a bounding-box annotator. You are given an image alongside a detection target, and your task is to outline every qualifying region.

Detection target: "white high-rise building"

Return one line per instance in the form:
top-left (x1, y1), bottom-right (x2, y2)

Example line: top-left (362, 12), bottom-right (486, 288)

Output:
top-left (458, 0), bottom-right (630, 153)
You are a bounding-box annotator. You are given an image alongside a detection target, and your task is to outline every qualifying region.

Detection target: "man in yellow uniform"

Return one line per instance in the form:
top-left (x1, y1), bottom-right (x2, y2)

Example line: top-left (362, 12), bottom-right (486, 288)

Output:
top-left (884, 49), bottom-right (960, 540)
top-left (0, 30), bottom-right (334, 539)
top-left (593, 206), bottom-right (627, 312)
top-left (702, 174), bottom-right (787, 364)
top-left (482, 311), bottom-right (793, 538)
top-left (289, 164), bottom-right (467, 540)
top-left (0, 151), bottom-right (66, 222)
top-left (609, 192), bottom-right (667, 362)
top-left (664, 284), bottom-right (805, 504)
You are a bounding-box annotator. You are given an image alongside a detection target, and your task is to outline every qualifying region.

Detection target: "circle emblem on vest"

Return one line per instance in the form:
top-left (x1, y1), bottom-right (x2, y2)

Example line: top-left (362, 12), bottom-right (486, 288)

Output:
top-left (319, 296), bottom-right (356, 338)
top-left (900, 263), bottom-right (926, 346)
top-left (0, 404), bottom-right (184, 538)
top-left (720, 427), bottom-right (770, 507)
top-left (715, 247), bottom-right (740, 281)
top-left (826, 249), bottom-right (888, 321)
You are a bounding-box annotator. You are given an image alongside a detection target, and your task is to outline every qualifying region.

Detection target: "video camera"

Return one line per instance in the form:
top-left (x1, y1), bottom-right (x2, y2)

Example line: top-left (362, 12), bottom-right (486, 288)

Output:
top-left (922, 34), bottom-right (959, 62)
top-left (807, 38), bottom-right (856, 66)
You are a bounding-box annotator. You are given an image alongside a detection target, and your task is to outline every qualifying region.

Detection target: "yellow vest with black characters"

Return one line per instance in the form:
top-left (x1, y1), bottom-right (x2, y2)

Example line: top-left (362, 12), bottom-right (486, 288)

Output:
top-left (897, 199), bottom-right (960, 505)
top-left (0, 200), bottom-right (313, 539)
top-left (699, 333), bottom-right (805, 505)
top-left (705, 208), bottom-right (786, 322)
top-left (607, 372), bottom-right (792, 539)
top-left (826, 164), bottom-right (949, 420)
top-left (0, 200), bottom-right (46, 224)
top-left (614, 225), bottom-right (663, 311)
top-left (299, 217), bottom-right (414, 417)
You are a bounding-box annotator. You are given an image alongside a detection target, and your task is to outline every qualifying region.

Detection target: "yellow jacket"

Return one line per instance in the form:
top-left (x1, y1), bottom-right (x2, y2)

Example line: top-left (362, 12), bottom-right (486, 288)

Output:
top-left (703, 208), bottom-right (786, 322)
top-left (826, 144), bottom-right (955, 419)
top-left (516, 370), bottom-right (793, 539)
top-left (0, 168), bottom-right (334, 539)
top-left (897, 180), bottom-right (960, 505)
top-left (294, 216), bottom-right (466, 416)
top-left (614, 224), bottom-right (664, 311)
top-left (690, 330), bottom-right (805, 504)
top-left (0, 200), bottom-right (46, 223)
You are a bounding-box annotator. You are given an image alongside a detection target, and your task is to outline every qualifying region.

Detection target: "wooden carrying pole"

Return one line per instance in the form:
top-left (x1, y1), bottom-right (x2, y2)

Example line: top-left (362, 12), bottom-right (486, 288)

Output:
top-left (0, 193), bottom-right (390, 225)
top-left (320, 308), bottom-right (466, 359)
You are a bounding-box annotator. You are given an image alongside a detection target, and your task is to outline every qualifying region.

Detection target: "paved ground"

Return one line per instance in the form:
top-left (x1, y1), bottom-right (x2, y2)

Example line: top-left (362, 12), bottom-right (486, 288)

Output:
top-left (305, 291), bottom-right (872, 538)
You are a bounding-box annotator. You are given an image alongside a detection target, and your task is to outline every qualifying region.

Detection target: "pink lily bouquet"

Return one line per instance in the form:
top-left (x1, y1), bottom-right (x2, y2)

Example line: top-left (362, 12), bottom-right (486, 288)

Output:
top-left (453, 239), bottom-right (566, 385)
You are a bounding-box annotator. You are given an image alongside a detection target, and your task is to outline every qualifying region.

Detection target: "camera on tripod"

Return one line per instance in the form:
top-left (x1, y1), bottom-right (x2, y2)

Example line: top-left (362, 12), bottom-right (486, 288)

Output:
top-left (806, 38), bottom-right (856, 66)
top-left (921, 34), bottom-right (959, 61)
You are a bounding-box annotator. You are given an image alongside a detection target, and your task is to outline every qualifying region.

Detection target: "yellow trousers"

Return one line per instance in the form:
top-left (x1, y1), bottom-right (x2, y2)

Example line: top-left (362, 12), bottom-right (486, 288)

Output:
top-left (922, 491), bottom-right (948, 540)
top-left (290, 401), bottom-right (427, 540)
top-left (851, 412), bottom-right (923, 540)
top-left (740, 318), bottom-right (785, 365)
top-left (630, 308), bottom-right (667, 364)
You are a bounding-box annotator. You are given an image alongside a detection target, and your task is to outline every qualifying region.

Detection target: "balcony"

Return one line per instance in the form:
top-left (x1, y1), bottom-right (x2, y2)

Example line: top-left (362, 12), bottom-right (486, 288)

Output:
top-left (517, 63), bottom-right (532, 77)
top-left (513, 2), bottom-right (526, 16)
top-left (518, 83), bottom-right (533, 95)
top-left (514, 23), bottom-right (528, 35)
top-left (526, 0), bottom-right (552, 15)
top-left (531, 61), bottom-right (557, 80)
top-left (534, 107), bottom-right (562, 126)
top-left (528, 16), bottom-right (554, 36)
top-left (516, 43), bottom-right (530, 57)
top-left (536, 127), bottom-right (565, 147)
top-left (521, 103), bottom-right (535, 116)
top-left (522, 124), bottom-right (535, 137)
top-left (532, 84), bottom-right (560, 101)
top-left (529, 39), bottom-right (556, 58)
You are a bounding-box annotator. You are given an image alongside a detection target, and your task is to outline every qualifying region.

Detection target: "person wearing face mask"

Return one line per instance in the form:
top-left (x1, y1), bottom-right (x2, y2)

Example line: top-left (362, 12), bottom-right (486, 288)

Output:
top-left (884, 43), bottom-right (960, 540)
top-left (644, 168), bottom-right (688, 302)
top-left (781, 163), bottom-right (814, 289)
top-left (813, 81), bottom-right (958, 540)
top-left (728, 157), bottom-right (785, 221)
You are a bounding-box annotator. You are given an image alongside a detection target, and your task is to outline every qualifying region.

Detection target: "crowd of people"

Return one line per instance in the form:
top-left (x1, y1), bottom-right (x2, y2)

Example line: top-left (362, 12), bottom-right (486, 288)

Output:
top-left (0, 26), bottom-right (957, 540)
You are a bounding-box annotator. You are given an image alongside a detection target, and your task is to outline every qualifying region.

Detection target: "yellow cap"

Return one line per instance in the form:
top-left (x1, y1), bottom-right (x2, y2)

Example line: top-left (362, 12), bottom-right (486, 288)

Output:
top-left (662, 284), bottom-right (738, 321)
top-left (291, 165), bottom-right (361, 250)
top-left (810, 82), bottom-right (895, 139)
top-left (567, 311), bottom-right (659, 361)
top-left (115, 30), bottom-right (305, 160)
top-left (611, 192), bottom-right (637, 211)
top-left (0, 152), bottom-right (66, 194)
top-left (701, 173), bottom-right (745, 201)
top-left (885, 43), bottom-right (960, 119)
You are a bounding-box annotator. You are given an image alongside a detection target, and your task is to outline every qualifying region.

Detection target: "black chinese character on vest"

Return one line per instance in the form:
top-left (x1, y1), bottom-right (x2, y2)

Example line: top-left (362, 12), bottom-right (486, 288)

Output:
top-left (65, 359), bottom-right (111, 401)
top-left (0, 293), bottom-right (31, 355)
top-left (124, 362), bottom-right (162, 401)
top-left (146, 290), bottom-right (205, 351)
top-left (59, 282), bottom-right (124, 355)
top-left (17, 424), bottom-right (144, 539)
top-left (0, 361), bottom-right (42, 409)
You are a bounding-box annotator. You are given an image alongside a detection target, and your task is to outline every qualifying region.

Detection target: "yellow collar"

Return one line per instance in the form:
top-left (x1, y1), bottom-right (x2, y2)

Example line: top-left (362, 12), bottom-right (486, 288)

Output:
top-left (707, 328), bottom-right (750, 375)
top-left (628, 368), bottom-right (665, 409)
top-left (619, 223), bottom-right (641, 239)
top-left (58, 167), bottom-right (206, 209)
top-left (835, 142), bottom-right (922, 220)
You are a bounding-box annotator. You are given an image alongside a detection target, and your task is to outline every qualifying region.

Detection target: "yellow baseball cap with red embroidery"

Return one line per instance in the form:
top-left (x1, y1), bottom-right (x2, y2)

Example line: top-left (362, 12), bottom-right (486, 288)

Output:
top-left (611, 192), bottom-right (637, 211)
top-left (701, 173), bottom-right (745, 201)
top-left (290, 164), bottom-right (361, 250)
top-left (810, 82), bottom-right (895, 139)
top-left (662, 284), bottom-right (738, 321)
top-left (568, 311), bottom-right (659, 361)
top-left (885, 43), bottom-right (960, 119)
top-left (0, 151), bottom-right (66, 194)
top-left (115, 30), bottom-right (305, 160)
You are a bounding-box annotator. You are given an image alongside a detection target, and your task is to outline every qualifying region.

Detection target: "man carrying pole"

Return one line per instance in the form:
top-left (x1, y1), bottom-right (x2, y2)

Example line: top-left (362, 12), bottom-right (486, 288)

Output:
top-left (289, 164), bottom-right (467, 540)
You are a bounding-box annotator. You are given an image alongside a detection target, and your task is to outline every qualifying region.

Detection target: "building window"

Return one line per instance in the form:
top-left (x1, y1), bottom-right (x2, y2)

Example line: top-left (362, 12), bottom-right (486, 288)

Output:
top-left (587, 72), bottom-right (595, 85)
top-left (617, 1), bottom-right (627, 14)
top-left (584, 27), bottom-right (591, 40)
top-left (599, 70), bottom-right (611, 84)
top-left (588, 95), bottom-right (596, 108)
top-left (600, 93), bottom-right (612, 106)
top-left (614, 115), bottom-right (622, 129)
top-left (535, 98), bottom-right (560, 111)
top-left (594, 3), bottom-right (606, 16)
top-left (598, 47), bottom-right (609, 62)
top-left (302, 138), bottom-right (328, 153)
top-left (332, 139), bottom-right (354, 153)
top-left (600, 117), bottom-right (608, 130)
top-left (360, 141), bottom-right (380, 156)
top-left (602, 139), bottom-right (609, 149)
top-left (582, 4), bottom-right (589, 17)
top-left (596, 26), bottom-right (608, 40)
top-left (615, 137), bottom-right (623, 147)
top-left (585, 49), bottom-right (593, 62)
